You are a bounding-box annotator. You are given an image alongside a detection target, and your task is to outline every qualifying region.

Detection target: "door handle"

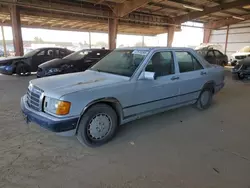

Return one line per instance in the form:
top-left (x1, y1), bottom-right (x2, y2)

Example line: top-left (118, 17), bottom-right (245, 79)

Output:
top-left (171, 76), bottom-right (179, 80)
top-left (200, 71), bottom-right (207, 75)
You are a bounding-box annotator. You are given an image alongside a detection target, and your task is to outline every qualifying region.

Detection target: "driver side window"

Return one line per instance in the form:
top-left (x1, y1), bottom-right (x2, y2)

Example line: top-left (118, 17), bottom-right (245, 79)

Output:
top-left (145, 51), bottom-right (174, 78)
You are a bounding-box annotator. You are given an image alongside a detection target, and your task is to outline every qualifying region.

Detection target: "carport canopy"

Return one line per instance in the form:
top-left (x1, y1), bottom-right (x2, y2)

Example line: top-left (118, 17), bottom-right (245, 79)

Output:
top-left (0, 0), bottom-right (250, 55)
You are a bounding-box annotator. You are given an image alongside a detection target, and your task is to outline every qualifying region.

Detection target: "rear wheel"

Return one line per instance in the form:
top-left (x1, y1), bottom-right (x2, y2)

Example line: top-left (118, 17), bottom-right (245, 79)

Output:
top-left (16, 63), bottom-right (31, 76)
top-left (196, 88), bottom-right (213, 110)
top-left (76, 104), bottom-right (118, 147)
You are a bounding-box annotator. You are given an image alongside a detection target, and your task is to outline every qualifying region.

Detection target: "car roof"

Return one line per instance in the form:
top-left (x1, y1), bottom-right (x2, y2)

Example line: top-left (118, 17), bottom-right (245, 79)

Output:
top-left (115, 47), bottom-right (195, 51)
top-left (35, 47), bottom-right (69, 50)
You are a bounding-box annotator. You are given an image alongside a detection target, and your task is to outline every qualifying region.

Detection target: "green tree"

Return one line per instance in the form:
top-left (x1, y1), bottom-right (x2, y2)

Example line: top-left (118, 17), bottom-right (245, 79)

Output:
top-left (34, 36), bottom-right (44, 43)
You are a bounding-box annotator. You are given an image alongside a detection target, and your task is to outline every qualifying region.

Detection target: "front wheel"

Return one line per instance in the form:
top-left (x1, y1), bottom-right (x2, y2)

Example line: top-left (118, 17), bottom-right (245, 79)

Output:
top-left (238, 72), bottom-right (245, 80)
top-left (16, 63), bottom-right (31, 76)
top-left (196, 89), bottom-right (213, 110)
top-left (76, 104), bottom-right (118, 147)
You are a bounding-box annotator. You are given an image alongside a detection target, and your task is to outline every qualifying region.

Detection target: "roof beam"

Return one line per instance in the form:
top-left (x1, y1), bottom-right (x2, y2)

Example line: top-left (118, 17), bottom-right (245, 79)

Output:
top-left (175, 0), bottom-right (250, 24)
top-left (116, 0), bottom-right (152, 17)
top-left (208, 14), bottom-right (250, 29)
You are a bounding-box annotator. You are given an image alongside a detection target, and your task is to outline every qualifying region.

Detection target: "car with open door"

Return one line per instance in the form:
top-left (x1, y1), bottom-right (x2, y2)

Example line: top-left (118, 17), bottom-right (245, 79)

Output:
top-left (37, 49), bottom-right (111, 78)
top-left (0, 47), bottom-right (73, 76)
top-left (196, 48), bottom-right (228, 66)
top-left (21, 47), bottom-right (225, 147)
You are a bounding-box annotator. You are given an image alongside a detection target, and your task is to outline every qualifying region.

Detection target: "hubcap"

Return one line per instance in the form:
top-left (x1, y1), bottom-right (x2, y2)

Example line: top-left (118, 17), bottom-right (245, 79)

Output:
top-left (87, 113), bottom-right (112, 140)
top-left (200, 91), bottom-right (210, 106)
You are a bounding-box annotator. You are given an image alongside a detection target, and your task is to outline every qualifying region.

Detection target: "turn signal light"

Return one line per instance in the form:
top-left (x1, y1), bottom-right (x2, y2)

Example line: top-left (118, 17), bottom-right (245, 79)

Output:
top-left (56, 101), bottom-right (71, 115)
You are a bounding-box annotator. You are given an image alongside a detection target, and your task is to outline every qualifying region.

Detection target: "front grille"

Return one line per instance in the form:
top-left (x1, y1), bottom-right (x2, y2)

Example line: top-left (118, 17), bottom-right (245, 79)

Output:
top-left (27, 86), bottom-right (43, 111)
top-left (235, 55), bottom-right (247, 60)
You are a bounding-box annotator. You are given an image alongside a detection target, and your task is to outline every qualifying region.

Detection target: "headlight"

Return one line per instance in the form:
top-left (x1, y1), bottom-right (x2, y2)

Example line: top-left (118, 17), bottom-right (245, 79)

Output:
top-left (44, 97), bottom-right (71, 115)
top-left (47, 68), bottom-right (61, 74)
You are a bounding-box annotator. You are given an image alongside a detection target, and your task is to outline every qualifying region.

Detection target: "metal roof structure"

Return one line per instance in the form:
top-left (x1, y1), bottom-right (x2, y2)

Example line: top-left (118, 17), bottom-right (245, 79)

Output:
top-left (0, 0), bottom-right (250, 35)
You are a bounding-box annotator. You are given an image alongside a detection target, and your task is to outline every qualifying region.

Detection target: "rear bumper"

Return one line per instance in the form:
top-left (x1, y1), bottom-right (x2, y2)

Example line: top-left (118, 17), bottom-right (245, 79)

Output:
top-left (21, 95), bottom-right (78, 133)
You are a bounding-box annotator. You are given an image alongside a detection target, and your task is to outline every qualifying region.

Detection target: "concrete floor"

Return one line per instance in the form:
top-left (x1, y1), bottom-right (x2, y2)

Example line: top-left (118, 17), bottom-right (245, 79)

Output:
top-left (0, 72), bottom-right (250, 188)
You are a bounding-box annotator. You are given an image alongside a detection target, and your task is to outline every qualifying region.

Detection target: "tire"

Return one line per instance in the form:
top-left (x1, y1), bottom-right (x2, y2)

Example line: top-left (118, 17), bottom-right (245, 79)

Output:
top-left (76, 104), bottom-right (118, 147)
top-left (196, 88), bottom-right (213, 110)
top-left (222, 61), bottom-right (227, 67)
top-left (238, 72), bottom-right (245, 80)
top-left (16, 63), bottom-right (31, 76)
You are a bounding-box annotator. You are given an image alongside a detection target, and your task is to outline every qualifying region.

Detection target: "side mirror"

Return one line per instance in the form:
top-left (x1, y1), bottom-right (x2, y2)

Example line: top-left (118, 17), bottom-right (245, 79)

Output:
top-left (139, 71), bottom-right (155, 80)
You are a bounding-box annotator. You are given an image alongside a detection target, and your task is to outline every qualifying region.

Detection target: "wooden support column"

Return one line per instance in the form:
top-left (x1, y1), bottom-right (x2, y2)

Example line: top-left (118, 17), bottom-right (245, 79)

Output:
top-left (167, 26), bottom-right (175, 47)
top-left (1, 26), bottom-right (7, 57)
top-left (224, 26), bottom-right (229, 54)
top-left (108, 17), bottom-right (118, 50)
top-left (203, 28), bottom-right (212, 44)
top-left (10, 5), bottom-right (24, 56)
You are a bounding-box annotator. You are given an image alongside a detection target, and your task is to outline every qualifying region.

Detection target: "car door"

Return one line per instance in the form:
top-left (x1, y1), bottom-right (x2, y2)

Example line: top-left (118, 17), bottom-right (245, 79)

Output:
top-left (205, 50), bottom-right (216, 64)
top-left (31, 49), bottom-right (48, 71)
top-left (123, 50), bottom-right (180, 118)
top-left (174, 50), bottom-right (208, 104)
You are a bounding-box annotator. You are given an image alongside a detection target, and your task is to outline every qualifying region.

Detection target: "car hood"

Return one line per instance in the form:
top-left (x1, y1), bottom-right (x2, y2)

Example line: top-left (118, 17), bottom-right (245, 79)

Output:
top-left (232, 52), bottom-right (250, 57)
top-left (30, 70), bottom-right (128, 98)
top-left (39, 58), bottom-right (71, 69)
top-left (238, 57), bottom-right (250, 65)
top-left (0, 56), bottom-right (25, 65)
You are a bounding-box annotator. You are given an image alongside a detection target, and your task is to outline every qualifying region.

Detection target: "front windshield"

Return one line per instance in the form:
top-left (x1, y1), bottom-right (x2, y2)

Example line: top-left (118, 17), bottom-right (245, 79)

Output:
top-left (64, 49), bottom-right (91, 61)
top-left (90, 49), bottom-right (149, 77)
top-left (239, 46), bottom-right (250, 53)
top-left (196, 50), bottom-right (207, 57)
top-left (23, 49), bottom-right (40, 57)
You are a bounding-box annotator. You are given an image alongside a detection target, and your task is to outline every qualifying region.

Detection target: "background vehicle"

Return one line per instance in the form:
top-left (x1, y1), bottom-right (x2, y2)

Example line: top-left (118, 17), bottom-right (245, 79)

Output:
top-left (37, 49), bottom-right (111, 78)
top-left (230, 46), bottom-right (250, 66)
top-left (21, 47), bottom-right (225, 147)
top-left (196, 48), bottom-right (228, 66)
top-left (0, 47), bottom-right (73, 76)
top-left (232, 57), bottom-right (250, 80)
top-left (0, 49), bottom-right (4, 57)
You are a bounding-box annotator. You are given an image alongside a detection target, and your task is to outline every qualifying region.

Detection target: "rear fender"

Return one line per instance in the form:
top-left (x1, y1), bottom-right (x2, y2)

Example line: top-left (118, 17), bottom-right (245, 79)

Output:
top-left (201, 81), bottom-right (216, 94)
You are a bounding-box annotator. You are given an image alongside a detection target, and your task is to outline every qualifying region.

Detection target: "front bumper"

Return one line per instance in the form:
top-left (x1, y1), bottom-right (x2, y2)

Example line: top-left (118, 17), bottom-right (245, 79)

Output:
top-left (21, 95), bottom-right (78, 133)
top-left (0, 65), bottom-right (13, 75)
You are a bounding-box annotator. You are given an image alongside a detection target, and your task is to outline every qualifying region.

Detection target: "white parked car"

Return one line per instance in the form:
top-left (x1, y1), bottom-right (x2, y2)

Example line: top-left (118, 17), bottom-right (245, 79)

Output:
top-left (230, 46), bottom-right (250, 66)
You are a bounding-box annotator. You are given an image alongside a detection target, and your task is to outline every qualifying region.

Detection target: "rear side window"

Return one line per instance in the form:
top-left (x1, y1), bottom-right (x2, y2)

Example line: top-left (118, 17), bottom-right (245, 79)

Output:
top-left (175, 51), bottom-right (203, 73)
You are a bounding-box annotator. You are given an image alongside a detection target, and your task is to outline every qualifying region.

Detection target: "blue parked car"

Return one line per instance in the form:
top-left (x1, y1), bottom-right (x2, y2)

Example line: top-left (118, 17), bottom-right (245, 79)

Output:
top-left (21, 47), bottom-right (225, 147)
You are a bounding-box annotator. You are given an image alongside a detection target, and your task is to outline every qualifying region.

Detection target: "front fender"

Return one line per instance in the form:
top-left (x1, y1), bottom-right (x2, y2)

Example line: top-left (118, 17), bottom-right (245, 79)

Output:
top-left (75, 97), bottom-right (124, 133)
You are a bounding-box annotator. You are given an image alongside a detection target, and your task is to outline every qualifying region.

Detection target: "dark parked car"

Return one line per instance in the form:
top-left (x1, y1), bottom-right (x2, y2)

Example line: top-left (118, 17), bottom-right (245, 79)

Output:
top-left (0, 47), bottom-right (73, 76)
top-left (232, 57), bottom-right (250, 80)
top-left (37, 49), bottom-right (111, 78)
top-left (196, 48), bottom-right (228, 66)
